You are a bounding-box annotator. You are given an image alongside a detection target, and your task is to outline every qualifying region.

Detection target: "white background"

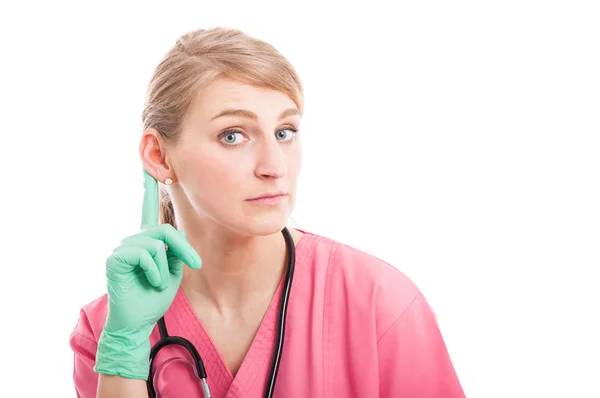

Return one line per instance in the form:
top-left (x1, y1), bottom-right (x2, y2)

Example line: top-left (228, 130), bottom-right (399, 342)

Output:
top-left (1, 1), bottom-right (599, 397)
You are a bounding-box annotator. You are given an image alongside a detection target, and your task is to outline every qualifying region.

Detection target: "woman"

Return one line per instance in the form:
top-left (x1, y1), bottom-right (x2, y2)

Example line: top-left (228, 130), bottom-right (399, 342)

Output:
top-left (69, 27), bottom-right (465, 398)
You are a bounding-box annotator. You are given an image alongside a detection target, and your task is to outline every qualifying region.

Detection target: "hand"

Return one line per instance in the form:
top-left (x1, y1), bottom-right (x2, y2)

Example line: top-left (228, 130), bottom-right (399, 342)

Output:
top-left (94, 169), bottom-right (202, 380)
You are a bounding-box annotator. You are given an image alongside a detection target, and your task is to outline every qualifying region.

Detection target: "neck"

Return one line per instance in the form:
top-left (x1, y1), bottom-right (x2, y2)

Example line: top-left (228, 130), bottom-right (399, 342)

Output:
top-left (178, 220), bottom-right (288, 315)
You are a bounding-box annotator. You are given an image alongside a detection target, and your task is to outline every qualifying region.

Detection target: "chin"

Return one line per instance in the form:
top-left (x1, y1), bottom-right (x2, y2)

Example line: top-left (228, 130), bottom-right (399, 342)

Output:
top-left (237, 213), bottom-right (292, 237)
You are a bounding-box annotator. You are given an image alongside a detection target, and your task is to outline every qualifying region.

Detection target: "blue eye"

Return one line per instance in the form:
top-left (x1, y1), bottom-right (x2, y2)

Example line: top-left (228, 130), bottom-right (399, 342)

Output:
top-left (219, 126), bottom-right (298, 147)
top-left (221, 131), bottom-right (245, 145)
top-left (276, 127), bottom-right (298, 142)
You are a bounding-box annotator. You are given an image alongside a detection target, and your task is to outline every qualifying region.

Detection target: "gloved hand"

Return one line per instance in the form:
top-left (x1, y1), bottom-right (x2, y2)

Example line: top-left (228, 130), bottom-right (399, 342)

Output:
top-left (94, 169), bottom-right (202, 380)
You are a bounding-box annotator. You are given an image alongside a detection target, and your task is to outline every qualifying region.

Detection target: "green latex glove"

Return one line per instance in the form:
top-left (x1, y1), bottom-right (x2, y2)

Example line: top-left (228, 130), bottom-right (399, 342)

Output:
top-left (94, 169), bottom-right (202, 380)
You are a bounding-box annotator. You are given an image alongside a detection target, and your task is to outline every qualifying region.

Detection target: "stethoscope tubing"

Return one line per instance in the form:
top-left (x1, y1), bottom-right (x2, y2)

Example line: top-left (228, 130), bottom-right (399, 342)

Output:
top-left (147, 227), bottom-right (296, 398)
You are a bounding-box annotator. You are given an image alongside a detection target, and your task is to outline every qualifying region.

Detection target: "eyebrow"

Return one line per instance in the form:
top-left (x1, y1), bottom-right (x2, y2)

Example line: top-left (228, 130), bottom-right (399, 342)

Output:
top-left (210, 108), bottom-right (302, 122)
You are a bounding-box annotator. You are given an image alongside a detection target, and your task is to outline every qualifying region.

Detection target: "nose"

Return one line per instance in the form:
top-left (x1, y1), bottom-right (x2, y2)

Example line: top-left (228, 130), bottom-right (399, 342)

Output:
top-left (255, 137), bottom-right (287, 179)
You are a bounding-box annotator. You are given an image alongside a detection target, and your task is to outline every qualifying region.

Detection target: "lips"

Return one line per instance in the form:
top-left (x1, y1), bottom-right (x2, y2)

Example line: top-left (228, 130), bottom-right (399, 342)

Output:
top-left (247, 192), bottom-right (287, 201)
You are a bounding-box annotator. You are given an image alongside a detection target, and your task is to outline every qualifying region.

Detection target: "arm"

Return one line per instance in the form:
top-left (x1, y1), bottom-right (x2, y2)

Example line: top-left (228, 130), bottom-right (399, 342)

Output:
top-left (68, 170), bottom-right (202, 397)
top-left (377, 293), bottom-right (466, 397)
top-left (97, 375), bottom-right (148, 398)
top-left (69, 312), bottom-right (149, 398)
top-left (69, 329), bottom-right (100, 398)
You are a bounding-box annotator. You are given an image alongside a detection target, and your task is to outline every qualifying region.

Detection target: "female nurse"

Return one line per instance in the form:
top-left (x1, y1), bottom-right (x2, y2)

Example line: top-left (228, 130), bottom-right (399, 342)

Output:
top-left (69, 27), bottom-right (466, 398)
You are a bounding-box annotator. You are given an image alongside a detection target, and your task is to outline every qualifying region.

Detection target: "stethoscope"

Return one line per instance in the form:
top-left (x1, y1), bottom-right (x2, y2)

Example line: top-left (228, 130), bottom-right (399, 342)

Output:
top-left (146, 227), bottom-right (296, 398)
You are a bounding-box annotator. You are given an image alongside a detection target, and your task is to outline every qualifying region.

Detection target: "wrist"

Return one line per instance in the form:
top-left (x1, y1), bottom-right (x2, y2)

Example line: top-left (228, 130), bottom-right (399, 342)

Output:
top-left (94, 327), bottom-right (153, 380)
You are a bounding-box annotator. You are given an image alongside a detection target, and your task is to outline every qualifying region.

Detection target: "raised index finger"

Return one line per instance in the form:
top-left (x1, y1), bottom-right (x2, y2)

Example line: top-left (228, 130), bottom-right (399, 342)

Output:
top-left (141, 169), bottom-right (159, 228)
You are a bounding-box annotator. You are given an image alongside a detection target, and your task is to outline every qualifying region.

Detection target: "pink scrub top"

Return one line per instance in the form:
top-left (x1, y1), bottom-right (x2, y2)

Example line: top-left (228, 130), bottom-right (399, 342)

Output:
top-left (69, 230), bottom-right (465, 397)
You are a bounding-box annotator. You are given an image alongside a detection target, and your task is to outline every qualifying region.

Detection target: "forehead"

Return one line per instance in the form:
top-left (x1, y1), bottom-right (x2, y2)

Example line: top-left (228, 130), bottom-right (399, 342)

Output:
top-left (190, 77), bottom-right (298, 122)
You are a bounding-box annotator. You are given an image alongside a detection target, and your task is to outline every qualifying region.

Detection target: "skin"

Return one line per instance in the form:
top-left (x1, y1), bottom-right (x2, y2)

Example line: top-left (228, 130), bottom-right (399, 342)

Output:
top-left (98, 76), bottom-right (305, 397)
top-left (160, 76), bottom-right (304, 314)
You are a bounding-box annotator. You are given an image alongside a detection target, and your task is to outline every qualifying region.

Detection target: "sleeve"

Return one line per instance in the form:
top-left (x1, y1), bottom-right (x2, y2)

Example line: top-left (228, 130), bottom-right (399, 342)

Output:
top-left (69, 308), bottom-right (100, 398)
top-left (377, 293), bottom-right (466, 398)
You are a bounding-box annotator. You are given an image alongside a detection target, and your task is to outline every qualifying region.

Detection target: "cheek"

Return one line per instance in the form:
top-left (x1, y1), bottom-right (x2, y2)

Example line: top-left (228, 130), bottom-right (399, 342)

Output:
top-left (177, 146), bottom-right (246, 199)
top-left (287, 145), bottom-right (302, 179)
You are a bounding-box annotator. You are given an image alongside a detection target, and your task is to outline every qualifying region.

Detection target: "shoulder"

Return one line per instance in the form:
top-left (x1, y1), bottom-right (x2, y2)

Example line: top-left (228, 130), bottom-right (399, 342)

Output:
top-left (298, 229), bottom-right (422, 339)
top-left (69, 293), bottom-right (108, 346)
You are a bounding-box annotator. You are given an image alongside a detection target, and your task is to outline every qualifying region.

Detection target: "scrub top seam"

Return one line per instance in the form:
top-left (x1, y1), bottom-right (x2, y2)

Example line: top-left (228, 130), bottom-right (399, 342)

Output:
top-left (323, 239), bottom-right (340, 398)
top-left (70, 331), bottom-right (97, 347)
top-left (376, 292), bottom-right (423, 344)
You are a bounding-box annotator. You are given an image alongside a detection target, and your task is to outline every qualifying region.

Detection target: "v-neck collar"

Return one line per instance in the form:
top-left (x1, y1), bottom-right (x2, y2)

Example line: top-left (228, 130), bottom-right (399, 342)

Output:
top-left (172, 280), bottom-right (285, 397)
top-left (168, 231), bottom-right (311, 397)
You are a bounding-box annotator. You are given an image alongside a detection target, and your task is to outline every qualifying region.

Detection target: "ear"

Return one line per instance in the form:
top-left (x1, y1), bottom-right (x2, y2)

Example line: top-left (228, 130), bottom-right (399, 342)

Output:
top-left (140, 129), bottom-right (175, 183)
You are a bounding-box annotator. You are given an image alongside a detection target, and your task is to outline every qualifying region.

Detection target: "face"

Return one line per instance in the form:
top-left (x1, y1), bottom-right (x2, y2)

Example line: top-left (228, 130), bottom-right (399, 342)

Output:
top-left (166, 77), bottom-right (302, 236)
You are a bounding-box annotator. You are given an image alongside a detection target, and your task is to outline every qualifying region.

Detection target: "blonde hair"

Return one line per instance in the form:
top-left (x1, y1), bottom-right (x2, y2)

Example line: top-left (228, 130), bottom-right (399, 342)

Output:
top-left (141, 27), bottom-right (304, 227)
